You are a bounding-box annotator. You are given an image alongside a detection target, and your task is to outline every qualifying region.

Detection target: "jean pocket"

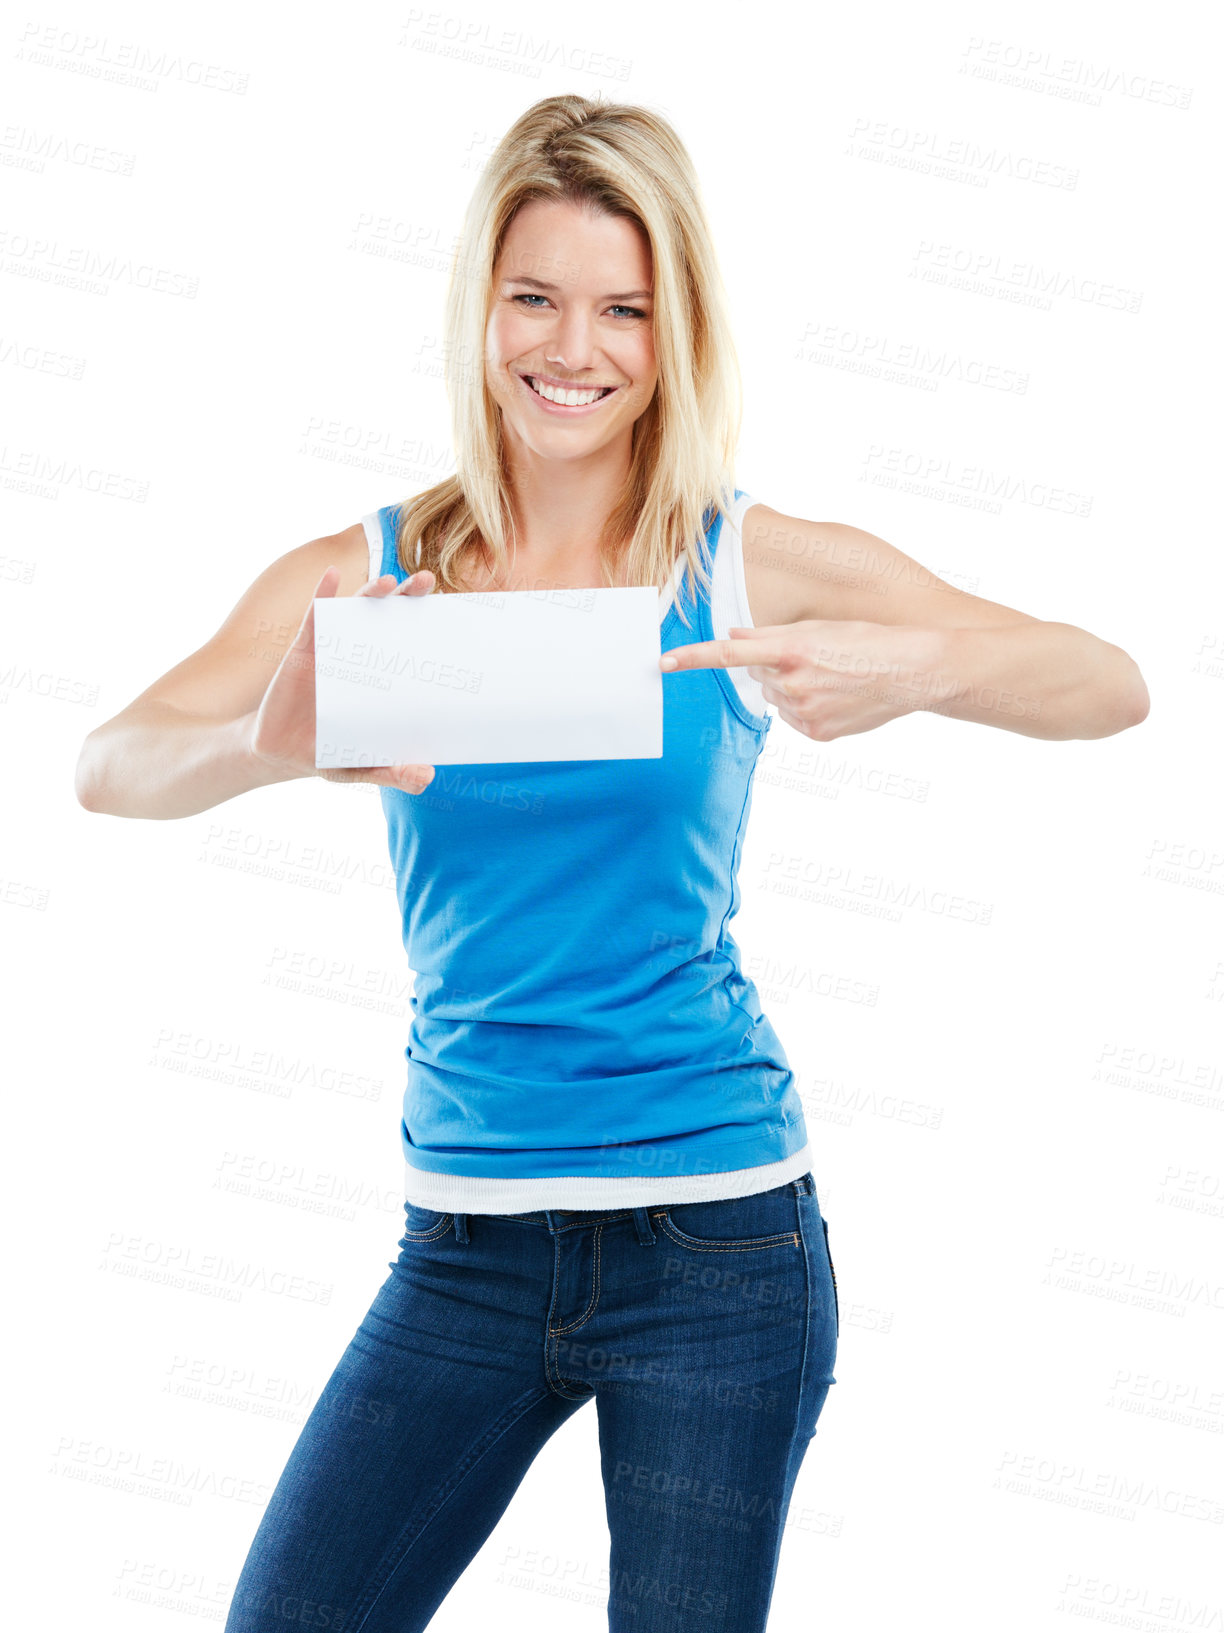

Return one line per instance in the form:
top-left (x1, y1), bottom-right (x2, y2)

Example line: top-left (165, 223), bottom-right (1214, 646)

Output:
top-left (821, 1216), bottom-right (840, 1335)
top-left (400, 1202), bottom-right (452, 1241)
top-left (652, 1187), bottom-right (801, 1252)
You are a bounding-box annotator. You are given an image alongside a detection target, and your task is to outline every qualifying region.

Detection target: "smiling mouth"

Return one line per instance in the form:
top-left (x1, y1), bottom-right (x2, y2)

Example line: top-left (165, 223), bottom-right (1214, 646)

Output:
top-left (519, 373), bottom-right (620, 409)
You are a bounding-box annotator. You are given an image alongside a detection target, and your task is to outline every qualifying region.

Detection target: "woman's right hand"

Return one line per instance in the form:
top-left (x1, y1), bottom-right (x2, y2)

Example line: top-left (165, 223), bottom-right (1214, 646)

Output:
top-left (246, 564), bottom-right (438, 795)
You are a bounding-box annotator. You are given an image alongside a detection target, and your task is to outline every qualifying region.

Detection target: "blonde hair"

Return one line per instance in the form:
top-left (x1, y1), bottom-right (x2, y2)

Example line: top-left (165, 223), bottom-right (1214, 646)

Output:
top-left (390, 92), bottom-right (744, 630)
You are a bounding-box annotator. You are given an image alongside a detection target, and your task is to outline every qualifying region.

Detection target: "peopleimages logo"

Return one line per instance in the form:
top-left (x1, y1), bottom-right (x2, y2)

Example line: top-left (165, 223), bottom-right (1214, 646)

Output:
top-left (99, 1232), bottom-right (334, 1305)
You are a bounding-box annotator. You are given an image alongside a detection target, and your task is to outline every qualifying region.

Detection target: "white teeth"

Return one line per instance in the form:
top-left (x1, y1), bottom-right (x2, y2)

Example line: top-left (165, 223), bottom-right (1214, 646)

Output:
top-left (526, 376), bottom-right (611, 407)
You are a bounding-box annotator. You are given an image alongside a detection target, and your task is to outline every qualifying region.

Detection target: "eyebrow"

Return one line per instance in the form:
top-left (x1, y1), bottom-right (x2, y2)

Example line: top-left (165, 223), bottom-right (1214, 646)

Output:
top-left (502, 274), bottom-right (653, 301)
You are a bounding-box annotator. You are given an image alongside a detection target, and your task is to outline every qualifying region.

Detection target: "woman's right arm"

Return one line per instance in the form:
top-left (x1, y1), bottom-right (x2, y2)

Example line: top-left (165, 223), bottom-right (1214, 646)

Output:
top-left (74, 522), bottom-right (437, 820)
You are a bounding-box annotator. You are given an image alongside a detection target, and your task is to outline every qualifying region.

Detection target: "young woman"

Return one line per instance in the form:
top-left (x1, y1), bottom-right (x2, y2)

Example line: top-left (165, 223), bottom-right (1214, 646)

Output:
top-left (76, 94), bottom-right (1149, 1633)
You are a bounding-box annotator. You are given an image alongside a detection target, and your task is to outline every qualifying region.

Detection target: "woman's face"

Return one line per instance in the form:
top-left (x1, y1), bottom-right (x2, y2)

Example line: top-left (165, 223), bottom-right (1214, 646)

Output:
top-left (485, 198), bottom-right (657, 468)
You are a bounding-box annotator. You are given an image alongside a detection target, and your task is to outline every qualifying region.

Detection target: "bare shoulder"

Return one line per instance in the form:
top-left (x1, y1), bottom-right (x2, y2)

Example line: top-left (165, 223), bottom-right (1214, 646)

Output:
top-left (234, 514), bottom-right (375, 601)
top-left (739, 501), bottom-right (1043, 630)
top-left (738, 501), bottom-right (850, 626)
top-left (108, 518), bottom-right (379, 729)
top-left (329, 519), bottom-right (380, 595)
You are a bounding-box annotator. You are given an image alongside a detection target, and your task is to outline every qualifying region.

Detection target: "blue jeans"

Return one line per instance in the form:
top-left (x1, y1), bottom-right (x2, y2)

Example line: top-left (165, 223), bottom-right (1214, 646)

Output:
top-left (224, 1173), bottom-right (839, 1632)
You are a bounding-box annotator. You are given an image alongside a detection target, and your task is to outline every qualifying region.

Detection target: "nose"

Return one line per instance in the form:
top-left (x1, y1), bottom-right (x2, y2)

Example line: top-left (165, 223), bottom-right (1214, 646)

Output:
top-left (543, 310), bottom-right (599, 372)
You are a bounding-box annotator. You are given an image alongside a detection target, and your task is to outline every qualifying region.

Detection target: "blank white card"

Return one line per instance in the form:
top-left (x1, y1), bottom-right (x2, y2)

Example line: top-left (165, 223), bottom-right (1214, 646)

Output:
top-left (313, 586), bottom-right (664, 767)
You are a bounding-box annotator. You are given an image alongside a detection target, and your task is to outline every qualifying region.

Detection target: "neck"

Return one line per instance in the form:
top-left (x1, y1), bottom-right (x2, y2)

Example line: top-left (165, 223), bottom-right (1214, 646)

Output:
top-left (501, 432), bottom-right (632, 564)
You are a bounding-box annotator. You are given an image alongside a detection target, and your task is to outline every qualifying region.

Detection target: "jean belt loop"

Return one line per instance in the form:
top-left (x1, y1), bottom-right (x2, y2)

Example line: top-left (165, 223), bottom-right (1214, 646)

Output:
top-left (632, 1206), bottom-right (656, 1247)
top-left (453, 1211), bottom-right (470, 1244)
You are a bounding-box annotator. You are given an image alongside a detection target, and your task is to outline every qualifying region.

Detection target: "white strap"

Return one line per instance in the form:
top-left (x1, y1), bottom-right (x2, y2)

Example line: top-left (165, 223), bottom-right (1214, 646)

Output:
top-left (360, 511), bottom-right (383, 583)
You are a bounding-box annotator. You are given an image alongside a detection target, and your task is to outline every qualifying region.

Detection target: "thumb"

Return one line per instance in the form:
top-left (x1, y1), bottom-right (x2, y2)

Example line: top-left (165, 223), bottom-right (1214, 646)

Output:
top-left (293, 566), bottom-right (341, 650)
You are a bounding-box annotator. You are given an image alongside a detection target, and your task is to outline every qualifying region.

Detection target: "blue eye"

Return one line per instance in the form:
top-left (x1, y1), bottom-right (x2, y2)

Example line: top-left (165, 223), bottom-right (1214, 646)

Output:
top-left (511, 294), bottom-right (648, 320)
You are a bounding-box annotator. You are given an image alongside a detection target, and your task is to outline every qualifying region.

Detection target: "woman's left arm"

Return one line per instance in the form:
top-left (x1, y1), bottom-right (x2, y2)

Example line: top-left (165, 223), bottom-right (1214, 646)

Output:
top-left (661, 511), bottom-right (1150, 743)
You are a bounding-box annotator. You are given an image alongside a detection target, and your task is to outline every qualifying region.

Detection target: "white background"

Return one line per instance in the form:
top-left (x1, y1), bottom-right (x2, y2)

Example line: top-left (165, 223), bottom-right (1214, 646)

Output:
top-left (3, 0), bottom-right (1219, 1628)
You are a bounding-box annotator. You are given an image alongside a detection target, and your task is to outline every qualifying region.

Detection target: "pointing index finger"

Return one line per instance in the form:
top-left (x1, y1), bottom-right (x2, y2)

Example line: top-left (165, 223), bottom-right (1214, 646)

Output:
top-left (660, 631), bottom-right (785, 672)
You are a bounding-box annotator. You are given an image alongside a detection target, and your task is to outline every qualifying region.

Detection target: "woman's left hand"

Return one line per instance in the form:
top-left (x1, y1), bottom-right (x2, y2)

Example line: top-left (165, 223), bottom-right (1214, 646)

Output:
top-left (660, 619), bottom-right (957, 741)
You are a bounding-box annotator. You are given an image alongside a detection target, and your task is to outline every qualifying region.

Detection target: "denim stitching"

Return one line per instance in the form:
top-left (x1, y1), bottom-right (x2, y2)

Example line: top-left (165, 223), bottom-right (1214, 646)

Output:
top-left (549, 1223), bottom-right (604, 1336)
top-left (648, 1209), bottom-right (799, 1253)
top-left (793, 1195), bottom-right (816, 1447)
top-left (821, 1217), bottom-right (840, 1336)
top-left (544, 1239), bottom-right (587, 1400)
top-left (399, 1213), bottom-right (453, 1242)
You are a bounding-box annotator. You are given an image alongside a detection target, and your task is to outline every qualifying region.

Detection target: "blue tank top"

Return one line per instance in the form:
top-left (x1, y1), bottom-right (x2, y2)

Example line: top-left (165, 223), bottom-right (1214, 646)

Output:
top-left (373, 490), bottom-right (809, 1184)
